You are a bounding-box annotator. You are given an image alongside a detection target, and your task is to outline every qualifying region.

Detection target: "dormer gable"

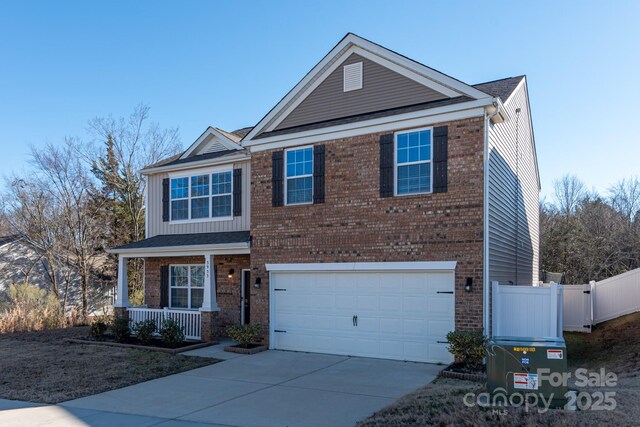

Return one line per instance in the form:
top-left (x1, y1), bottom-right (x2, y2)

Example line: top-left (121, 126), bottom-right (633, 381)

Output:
top-left (180, 127), bottom-right (243, 159)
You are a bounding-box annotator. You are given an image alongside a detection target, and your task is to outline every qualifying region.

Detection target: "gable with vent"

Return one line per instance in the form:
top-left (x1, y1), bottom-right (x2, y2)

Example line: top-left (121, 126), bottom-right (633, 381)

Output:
top-left (180, 127), bottom-right (244, 160)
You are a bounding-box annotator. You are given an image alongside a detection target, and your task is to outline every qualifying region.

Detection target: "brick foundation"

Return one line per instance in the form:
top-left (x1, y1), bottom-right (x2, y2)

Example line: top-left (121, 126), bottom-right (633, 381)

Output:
top-left (250, 117), bottom-right (486, 338)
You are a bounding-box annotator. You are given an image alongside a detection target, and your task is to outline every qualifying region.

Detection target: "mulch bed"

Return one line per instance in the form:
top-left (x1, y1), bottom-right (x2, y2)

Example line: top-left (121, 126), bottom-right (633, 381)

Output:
top-left (439, 363), bottom-right (486, 382)
top-left (224, 343), bottom-right (268, 355)
top-left (64, 336), bottom-right (212, 355)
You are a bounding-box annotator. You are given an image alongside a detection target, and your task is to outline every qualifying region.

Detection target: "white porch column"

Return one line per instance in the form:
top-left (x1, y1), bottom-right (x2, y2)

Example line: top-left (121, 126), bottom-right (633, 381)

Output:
top-left (114, 256), bottom-right (130, 308)
top-left (200, 253), bottom-right (219, 312)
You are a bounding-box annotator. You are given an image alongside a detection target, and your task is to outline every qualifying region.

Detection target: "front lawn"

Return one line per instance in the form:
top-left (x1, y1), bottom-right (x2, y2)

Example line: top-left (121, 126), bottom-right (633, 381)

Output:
top-left (0, 327), bottom-right (218, 403)
top-left (358, 312), bottom-right (640, 426)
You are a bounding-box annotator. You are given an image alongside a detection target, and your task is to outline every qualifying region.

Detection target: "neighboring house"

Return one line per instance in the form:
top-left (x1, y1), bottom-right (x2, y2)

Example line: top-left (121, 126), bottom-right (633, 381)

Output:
top-left (110, 33), bottom-right (539, 364)
top-left (0, 235), bottom-right (113, 315)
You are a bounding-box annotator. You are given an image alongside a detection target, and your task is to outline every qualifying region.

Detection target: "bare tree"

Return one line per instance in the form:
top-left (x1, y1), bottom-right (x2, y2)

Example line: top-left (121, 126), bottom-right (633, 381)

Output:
top-left (609, 177), bottom-right (640, 223)
top-left (553, 175), bottom-right (587, 216)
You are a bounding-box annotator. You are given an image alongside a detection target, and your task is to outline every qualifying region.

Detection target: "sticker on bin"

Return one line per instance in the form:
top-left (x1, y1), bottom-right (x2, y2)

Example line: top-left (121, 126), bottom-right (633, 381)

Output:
top-left (514, 373), bottom-right (538, 390)
top-left (547, 349), bottom-right (563, 359)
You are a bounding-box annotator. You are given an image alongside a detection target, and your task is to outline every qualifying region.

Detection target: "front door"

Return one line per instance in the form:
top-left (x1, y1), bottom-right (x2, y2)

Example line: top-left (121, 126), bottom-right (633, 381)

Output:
top-left (241, 269), bottom-right (251, 324)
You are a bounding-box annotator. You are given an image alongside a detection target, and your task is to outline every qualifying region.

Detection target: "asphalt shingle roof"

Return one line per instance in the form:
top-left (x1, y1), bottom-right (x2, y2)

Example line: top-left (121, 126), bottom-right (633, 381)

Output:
top-left (112, 231), bottom-right (250, 251)
top-left (0, 235), bottom-right (21, 247)
top-left (473, 76), bottom-right (525, 102)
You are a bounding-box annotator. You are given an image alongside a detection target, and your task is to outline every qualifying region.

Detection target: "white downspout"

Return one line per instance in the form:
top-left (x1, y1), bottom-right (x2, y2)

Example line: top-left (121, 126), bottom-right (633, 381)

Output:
top-left (484, 100), bottom-right (501, 336)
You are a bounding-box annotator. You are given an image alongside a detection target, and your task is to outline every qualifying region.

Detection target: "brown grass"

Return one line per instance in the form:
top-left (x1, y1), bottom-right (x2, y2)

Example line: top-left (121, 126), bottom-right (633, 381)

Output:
top-left (358, 312), bottom-right (640, 427)
top-left (0, 326), bottom-right (217, 403)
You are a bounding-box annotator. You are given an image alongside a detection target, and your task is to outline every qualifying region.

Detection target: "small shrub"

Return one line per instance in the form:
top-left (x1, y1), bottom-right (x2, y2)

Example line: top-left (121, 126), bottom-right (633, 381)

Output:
top-left (159, 318), bottom-right (184, 347)
top-left (446, 329), bottom-right (488, 369)
top-left (90, 320), bottom-right (108, 339)
top-left (133, 319), bottom-right (157, 344)
top-left (227, 323), bottom-right (262, 347)
top-left (111, 316), bottom-right (131, 341)
top-left (0, 283), bottom-right (63, 333)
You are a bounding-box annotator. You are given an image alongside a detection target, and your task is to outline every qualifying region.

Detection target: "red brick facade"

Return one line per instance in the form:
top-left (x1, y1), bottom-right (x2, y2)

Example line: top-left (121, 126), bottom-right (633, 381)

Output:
top-left (143, 254), bottom-right (250, 340)
top-left (249, 117), bottom-right (486, 336)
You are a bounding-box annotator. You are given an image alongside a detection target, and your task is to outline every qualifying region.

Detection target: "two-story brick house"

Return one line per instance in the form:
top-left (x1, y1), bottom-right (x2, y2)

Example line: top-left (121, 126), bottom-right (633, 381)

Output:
top-left (110, 34), bottom-right (539, 364)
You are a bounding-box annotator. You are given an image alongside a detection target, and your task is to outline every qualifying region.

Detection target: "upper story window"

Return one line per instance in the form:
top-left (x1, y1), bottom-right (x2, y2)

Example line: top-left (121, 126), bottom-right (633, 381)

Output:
top-left (395, 128), bottom-right (432, 195)
top-left (170, 170), bottom-right (232, 221)
top-left (170, 265), bottom-right (204, 310)
top-left (285, 146), bottom-right (313, 205)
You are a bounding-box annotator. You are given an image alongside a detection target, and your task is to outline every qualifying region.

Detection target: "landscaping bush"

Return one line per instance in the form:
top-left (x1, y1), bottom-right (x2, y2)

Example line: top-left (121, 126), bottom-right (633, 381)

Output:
top-left (227, 323), bottom-right (262, 347)
top-left (133, 319), bottom-right (157, 344)
top-left (111, 316), bottom-right (131, 341)
top-left (89, 320), bottom-right (108, 340)
top-left (0, 283), bottom-right (63, 333)
top-left (159, 318), bottom-right (184, 347)
top-left (446, 329), bottom-right (488, 369)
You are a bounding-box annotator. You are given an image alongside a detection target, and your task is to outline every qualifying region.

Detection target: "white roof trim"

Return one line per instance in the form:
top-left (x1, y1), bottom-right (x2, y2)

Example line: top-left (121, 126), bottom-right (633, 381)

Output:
top-left (140, 152), bottom-right (249, 175)
top-left (266, 261), bottom-right (457, 272)
top-left (108, 242), bottom-right (250, 257)
top-left (244, 33), bottom-right (490, 141)
top-left (181, 127), bottom-right (244, 159)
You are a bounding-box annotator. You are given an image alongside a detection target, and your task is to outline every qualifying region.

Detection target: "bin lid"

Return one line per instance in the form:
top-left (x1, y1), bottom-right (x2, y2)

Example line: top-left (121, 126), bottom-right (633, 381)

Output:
top-left (490, 336), bottom-right (566, 347)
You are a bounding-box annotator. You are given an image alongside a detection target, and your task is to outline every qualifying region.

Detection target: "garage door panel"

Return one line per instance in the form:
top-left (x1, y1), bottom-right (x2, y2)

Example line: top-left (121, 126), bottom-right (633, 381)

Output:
top-left (271, 269), bottom-right (455, 364)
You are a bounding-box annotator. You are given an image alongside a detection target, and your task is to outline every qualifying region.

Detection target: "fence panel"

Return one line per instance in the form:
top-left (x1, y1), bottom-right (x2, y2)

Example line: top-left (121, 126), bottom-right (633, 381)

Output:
top-left (593, 269), bottom-right (640, 324)
top-left (127, 307), bottom-right (201, 340)
top-left (492, 281), bottom-right (563, 338)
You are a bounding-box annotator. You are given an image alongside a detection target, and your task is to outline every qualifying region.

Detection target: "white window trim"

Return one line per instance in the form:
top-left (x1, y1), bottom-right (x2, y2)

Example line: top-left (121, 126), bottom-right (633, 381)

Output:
top-left (284, 145), bottom-right (314, 206)
top-left (169, 264), bottom-right (205, 310)
top-left (393, 126), bottom-right (434, 197)
top-left (169, 167), bottom-right (234, 223)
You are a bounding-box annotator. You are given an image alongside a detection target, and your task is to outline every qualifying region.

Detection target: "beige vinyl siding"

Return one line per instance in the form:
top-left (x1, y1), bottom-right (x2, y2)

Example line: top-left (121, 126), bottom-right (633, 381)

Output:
top-left (275, 53), bottom-right (448, 130)
top-left (488, 80), bottom-right (540, 285)
top-left (146, 160), bottom-right (251, 237)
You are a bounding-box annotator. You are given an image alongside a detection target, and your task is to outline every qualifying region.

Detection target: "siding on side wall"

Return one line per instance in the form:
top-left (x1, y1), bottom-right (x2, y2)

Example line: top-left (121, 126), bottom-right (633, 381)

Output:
top-left (488, 80), bottom-right (540, 285)
top-left (146, 160), bottom-right (251, 238)
top-left (275, 53), bottom-right (448, 130)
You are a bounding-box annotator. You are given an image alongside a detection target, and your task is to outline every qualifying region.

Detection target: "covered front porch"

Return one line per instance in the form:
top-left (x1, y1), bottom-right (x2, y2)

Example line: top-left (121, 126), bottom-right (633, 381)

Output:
top-left (109, 231), bottom-right (251, 342)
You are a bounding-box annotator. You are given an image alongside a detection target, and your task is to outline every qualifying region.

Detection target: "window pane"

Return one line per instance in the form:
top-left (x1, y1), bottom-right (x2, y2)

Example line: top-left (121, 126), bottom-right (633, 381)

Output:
top-left (396, 130), bottom-right (431, 164)
top-left (190, 289), bottom-right (203, 309)
top-left (171, 288), bottom-right (188, 308)
top-left (171, 200), bottom-right (188, 221)
top-left (397, 163), bottom-right (431, 195)
top-left (171, 266), bottom-right (189, 287)
top-left (191, 175), bottom-right (209, 197)
top-left (286, 148), bottom-right (313, 177)
top-left (190, 266), bottom-right (204, 287)
top-left (287, 176), bottom-right (312, 204)
top-left (191, 197), bottom-right (209, 219)
top-left (171, 178), bottom-right (188, 199)
top-left (212, 171), bottom-right (231, 195)
top-left (212, 194), bottom-right (232, 217)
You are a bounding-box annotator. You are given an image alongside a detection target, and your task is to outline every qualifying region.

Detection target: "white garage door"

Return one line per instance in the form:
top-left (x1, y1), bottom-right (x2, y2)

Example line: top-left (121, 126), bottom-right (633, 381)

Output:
top-left (270, 266), bottom-right (455, 364)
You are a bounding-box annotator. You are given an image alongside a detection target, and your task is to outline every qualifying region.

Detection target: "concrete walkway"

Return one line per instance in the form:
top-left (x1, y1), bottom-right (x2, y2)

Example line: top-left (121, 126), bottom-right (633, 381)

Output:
top-left (1, 347), bottom-right (442, 427)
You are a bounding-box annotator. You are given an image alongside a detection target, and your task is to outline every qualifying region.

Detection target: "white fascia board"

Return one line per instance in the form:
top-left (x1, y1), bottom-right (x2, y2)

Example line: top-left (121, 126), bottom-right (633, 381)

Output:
top-left (140, 153), bottom-right (249, 175)
top-left (266, 261), bottom-right (457, 272)
top-left (247, 102), bottom-right (489, 153)
top-left (108, 242), bottom-right (250, 257)
top-left (181, 127), bottom-right (244, 159)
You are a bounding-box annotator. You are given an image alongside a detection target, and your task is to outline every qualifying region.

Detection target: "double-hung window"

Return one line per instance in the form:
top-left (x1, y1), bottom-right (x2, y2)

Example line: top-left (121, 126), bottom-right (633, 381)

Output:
top-left (285, 146), bottom-right (313, 205)
top-left (395, 128), bottom-right (432, 195)
top-left (170, 170), bottom-right (232, 221)
top-left (170, 265), bottom-right (204, 309)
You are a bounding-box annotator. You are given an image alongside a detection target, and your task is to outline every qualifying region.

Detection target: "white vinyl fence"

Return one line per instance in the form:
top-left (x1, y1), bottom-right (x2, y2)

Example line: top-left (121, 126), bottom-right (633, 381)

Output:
top-left (492, 281), bottom-right (563, 338)
top-left (563, 268), bottom-right (640, 332)
top-left (128, 307), bottom-right (202, 340)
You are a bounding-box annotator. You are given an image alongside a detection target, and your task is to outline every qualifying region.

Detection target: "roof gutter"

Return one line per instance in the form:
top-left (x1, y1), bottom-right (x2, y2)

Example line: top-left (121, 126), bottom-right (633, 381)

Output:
top-left (107, 241), bottom-right (250, 256)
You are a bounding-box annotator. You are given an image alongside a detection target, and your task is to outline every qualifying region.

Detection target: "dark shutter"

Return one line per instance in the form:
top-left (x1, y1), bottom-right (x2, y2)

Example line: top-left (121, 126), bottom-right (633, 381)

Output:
top-left (272, 150), bottom-right (284, 207)
top-left (160, 265), bottom-right (169, 308)
top-left (233, 168), bottom-right (242, 216)
top-left (313, 145), bottom-right (325, 204)
top-left (379, 134), bottom-right (394, 197)
top-left (433, 126), bottom-right (448, 193)
top-left (162, 178), bottom-right (170, 222)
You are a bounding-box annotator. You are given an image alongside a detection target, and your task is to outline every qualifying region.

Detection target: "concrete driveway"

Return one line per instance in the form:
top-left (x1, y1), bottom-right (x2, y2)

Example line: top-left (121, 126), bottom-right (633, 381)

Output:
top-left (1, 347), bottom-right (441, 427)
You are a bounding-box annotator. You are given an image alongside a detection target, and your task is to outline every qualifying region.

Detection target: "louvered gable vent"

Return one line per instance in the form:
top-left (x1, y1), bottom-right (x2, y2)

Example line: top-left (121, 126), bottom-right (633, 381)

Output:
top-left (343, 61), bottom-right (363, 92)
top-left (196, 139), bottom-right (230, 155)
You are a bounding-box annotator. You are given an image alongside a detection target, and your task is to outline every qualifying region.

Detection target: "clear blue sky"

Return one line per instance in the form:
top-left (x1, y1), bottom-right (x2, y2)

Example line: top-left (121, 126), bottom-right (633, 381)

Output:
top-left (1, 0), bottom-right (638, 199)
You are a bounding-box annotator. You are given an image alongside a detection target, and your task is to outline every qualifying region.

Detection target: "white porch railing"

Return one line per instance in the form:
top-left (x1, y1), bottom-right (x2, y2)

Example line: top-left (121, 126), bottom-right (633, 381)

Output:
top-left (128, 307), bottom-right (202, 340)
top-left (492, 281), bottom-right (563, 338)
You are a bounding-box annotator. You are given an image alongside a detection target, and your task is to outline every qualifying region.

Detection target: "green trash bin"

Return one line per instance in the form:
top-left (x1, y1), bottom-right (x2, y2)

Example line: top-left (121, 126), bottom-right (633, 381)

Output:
top-left (487, 336), bottom-right (568, 408)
